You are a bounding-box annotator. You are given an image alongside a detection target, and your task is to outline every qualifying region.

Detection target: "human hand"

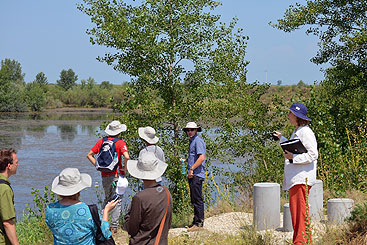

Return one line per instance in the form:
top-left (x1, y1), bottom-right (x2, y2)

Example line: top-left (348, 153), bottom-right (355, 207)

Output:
top-left (105, 199), bottom-right (119, 213)
top-left (283, 150), bottom-right (293, 160)
top-left (272, 131), bottom-right (282, 141)
top-left (179, 158), bottom-right (186, 162)
top-left (188, 169), bottom-right (194, 179)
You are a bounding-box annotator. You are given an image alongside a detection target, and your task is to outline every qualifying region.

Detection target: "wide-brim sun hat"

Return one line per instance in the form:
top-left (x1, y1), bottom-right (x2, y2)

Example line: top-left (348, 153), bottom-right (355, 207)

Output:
top-left (183, 121), bottom-right (202, 132)
top-left (138, 126), bottom-right (159, 144)
top-left (105, 120), bottom-right (127, 136)
top-left (127, 152), bottom-right (168, 180)
top-left (51, 168), bottom-right (92, 196)
top-left (289, 102), bottom-right (312, 121)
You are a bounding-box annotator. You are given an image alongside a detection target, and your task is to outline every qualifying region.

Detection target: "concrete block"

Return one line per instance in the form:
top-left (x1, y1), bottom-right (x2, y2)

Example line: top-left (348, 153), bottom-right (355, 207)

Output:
top-left (309, 180), bottom-right (323, 221)
top-left (327, 198), bottom-right (354, 224)
top-left (283, 203), bottom-right (293, 232)
top-left (253, 182), bottom-right (280, 230)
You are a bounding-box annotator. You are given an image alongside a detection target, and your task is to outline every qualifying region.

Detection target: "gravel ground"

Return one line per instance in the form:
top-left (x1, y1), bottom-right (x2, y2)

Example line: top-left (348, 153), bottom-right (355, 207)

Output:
top-left (114, 212), bottom-right (331, 244)
top-left (169, 212), bottom-right (330, 244)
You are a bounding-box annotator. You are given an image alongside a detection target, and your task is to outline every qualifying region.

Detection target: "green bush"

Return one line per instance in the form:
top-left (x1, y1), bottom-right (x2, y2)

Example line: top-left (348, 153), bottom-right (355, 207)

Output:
top-left (25, 82), bottom-right (46, 111)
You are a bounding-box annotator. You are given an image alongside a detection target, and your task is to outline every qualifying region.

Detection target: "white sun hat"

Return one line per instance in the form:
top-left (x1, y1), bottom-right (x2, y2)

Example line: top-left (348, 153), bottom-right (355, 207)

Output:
top-left (127, 152), bottom-right (167, 180)
top-left (105, 120), bottom-right (127, 136)
top-left (138, 126), bottom-right (159, 144)
top-left (51, 168), bottom-right (92, 196)
top-left (116, 176), bottom-right (129, 195)
top-left (183, 121), bottom-right (202, 132)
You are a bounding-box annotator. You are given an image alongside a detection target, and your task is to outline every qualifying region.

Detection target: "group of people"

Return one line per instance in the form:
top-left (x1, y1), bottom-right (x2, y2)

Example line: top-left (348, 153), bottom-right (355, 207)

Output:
top-left (0, 102), bottom-right (317, 245)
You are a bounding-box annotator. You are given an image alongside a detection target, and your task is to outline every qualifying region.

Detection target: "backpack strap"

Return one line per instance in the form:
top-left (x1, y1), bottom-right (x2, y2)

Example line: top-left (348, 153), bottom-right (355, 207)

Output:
top-left (111, 137), bottom-right (120, 143)
top-left (102, 137), bottom-right (120, 143)
top-left (0, 179), bottom-right (11, 187)
top-left (0, 179), bottom-right (14, 204)
top-left (88, 204), bottom-right (104, 242)
top-left (154, 187), bottom-right (170, 245)
top-left (88, 204), bottom-right (116, 245)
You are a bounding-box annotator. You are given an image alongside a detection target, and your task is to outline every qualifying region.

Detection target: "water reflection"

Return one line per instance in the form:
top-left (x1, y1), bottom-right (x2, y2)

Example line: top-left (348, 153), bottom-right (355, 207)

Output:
top-left (0, 110), bottom-right (114, 218)
top-left (24, 125), bottom-right (48, 139)
top-left (81, 124), bottom-right (99, 137)
top-left (0, 135), bottom-right (22, 149)
top-left (58, 125), bottom-right (78, 142)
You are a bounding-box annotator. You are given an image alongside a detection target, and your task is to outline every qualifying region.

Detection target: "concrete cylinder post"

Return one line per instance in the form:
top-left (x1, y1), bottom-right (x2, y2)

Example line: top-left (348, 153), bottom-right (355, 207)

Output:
top-left (283, 203), bottom-right (293, 232)
top-left (327, 198), bottom-right (354, 224)
top-left (253, 183), bottom-right (280, 230)
top-left (309, 179), bottom-right (323, 221)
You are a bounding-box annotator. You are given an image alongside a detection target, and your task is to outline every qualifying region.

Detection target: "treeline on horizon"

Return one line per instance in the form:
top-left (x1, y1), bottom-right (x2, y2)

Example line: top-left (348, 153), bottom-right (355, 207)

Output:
top-left (0, 58), bottom-right (132, 112)
top-left (0, 58), bottom-right (309, 112)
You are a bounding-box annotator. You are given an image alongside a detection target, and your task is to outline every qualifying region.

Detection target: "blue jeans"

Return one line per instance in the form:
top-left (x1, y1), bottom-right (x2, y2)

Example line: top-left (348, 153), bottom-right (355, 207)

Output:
top-left (188, 176), bottom-right (204, 226)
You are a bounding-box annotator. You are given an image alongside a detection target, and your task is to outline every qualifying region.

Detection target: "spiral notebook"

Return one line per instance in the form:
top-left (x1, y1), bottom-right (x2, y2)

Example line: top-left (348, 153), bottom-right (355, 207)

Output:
top-left (280, 139), bottom-right (308, 154)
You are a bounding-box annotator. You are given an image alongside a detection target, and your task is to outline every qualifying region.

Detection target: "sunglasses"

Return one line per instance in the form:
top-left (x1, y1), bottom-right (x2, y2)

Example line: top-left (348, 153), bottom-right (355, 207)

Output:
top-left (186, 128), bottom-right (197, 132)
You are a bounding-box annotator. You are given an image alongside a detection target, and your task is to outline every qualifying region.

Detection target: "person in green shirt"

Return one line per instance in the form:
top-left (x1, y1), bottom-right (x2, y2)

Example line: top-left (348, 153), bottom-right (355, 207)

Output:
top-left (0, 148), bottom-right (19, 245)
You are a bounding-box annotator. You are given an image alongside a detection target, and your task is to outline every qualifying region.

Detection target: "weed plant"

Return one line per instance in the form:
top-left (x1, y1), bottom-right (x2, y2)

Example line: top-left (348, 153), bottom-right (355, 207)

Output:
top-left (16, 186), bottom-right (56, 244)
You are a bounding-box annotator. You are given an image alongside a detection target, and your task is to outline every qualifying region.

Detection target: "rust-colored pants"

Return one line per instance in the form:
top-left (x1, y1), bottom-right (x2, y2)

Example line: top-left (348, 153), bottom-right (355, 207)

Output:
top-left (289, 184), bottom-right (312, 245)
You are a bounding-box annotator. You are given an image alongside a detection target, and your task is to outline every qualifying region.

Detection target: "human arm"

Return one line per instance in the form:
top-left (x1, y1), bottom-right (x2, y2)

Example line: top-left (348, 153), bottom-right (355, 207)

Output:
top-left (188, 154), bottom-right (205, 178)
top-left (291, 127), bottom-right (318, 164)
top-left (95, 200), bottom-right (118, 239)
top-left (124, 195), bottom-right (142, 236)
top-left (86, 150), bottom-right (97, 166)
top-left (121, 151), bottom-right (130, 175)
top-left (3, 219), bottom-right (19, 245)
top-left (102, 200), bottom-right (118, 222)
top-left (187, 138), bottom-right (206, 179)
top-left (273, 131), bottom-right (288, 142)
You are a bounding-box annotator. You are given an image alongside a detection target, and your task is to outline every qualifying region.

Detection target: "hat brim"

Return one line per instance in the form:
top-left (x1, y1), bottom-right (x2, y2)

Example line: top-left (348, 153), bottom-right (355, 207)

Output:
top-left (290, 109), bottom-right (312, 121)
top-left (51, 173), bottom-right (92, 196)
top-left (138, 127), bottom-right (159, 144)
top-left (105, 124), bottom-right (127, 136)
top-left (183, 127), bottom-right (202, 132)
top-left (127, 159), bottom-right (167, 180)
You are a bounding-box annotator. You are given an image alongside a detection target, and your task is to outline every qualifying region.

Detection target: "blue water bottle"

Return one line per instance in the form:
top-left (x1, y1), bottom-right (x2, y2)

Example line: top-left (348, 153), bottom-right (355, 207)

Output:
top-left (180, 159), bottom-right (187, 175)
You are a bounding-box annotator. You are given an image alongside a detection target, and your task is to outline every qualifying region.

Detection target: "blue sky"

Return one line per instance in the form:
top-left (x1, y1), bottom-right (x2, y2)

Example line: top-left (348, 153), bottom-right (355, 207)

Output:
top-left (0, 0), bottom-right (326, 85)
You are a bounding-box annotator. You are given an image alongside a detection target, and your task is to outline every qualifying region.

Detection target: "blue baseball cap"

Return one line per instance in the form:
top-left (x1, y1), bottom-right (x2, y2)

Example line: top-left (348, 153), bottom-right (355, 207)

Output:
top-left (289, 103), bottom-right (312, 121)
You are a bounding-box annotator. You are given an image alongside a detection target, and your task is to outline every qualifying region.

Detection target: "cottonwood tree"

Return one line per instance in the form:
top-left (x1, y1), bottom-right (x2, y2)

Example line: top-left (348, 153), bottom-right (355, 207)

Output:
top-left (273, 0), bottom-right (367, 138)
top-left (35, 72), bottom-right (48, 86)
top-left (0, 59), bottom-right (26, 112)
top-left (273, 0), bottom-right (367, 191)
top-left (79, 0), bottom-right (250, 210)
top-left (0, 59), bottom-right (24, 84)
top-left (57, 69), bottom-right (78, 90)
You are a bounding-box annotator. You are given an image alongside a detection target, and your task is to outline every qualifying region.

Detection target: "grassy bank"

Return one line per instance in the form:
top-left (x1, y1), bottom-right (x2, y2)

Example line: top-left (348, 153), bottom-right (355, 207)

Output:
top-left (16, 186), bottom-right (367, 245)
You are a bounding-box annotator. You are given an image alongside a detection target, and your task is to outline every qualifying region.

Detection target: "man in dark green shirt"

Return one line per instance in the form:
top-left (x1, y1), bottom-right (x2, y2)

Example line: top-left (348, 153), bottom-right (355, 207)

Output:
top-left (0, 148), bottom-right (19, 245)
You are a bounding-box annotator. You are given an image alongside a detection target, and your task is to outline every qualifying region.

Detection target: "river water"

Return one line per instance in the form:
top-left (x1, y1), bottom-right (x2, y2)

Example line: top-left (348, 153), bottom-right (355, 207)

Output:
top-left (0, 109), bottom-right (119, 218)
top-left (0, 109), bottom-right (239, 219)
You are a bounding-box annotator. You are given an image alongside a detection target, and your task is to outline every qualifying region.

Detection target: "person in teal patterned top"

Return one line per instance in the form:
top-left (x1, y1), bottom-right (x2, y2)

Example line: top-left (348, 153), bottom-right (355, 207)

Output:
top-left (46, 168), bottom-right (118, 245)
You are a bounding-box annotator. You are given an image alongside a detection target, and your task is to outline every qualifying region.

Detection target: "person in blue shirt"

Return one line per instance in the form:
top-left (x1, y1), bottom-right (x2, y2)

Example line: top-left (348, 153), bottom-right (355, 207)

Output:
top-left (46, 168), bottom-right (118, 245)
top-left (183, 122), bottom-right (206, 231)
